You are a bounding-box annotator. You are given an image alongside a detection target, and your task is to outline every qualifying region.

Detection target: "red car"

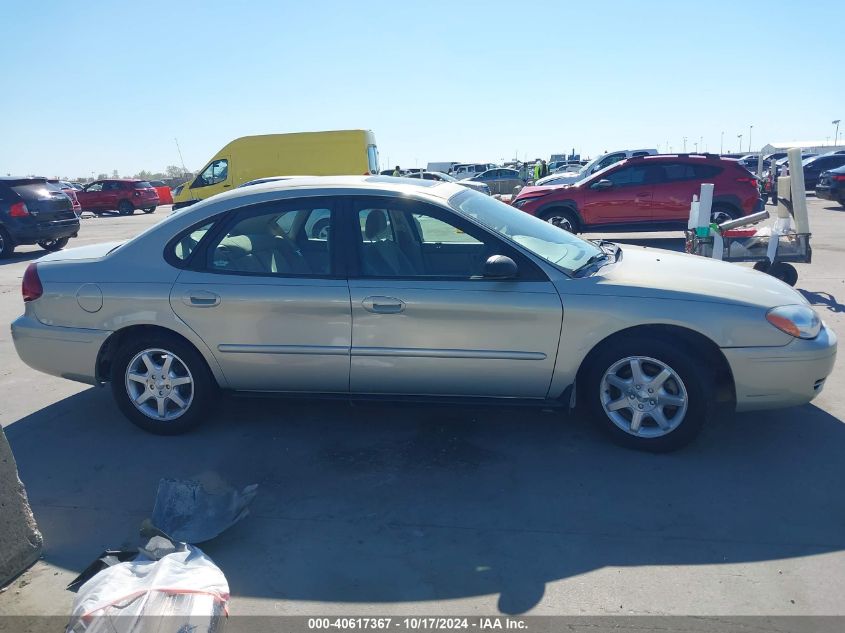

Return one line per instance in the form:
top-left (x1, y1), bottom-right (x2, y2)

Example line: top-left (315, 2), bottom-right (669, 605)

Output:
top-left (512, 154), bottom-right (763, 233)
top-left (76, 179), bottom-right (160, 215)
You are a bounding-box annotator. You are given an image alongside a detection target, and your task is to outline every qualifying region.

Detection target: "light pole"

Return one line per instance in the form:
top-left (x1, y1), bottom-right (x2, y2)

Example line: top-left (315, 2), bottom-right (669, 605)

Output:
top-left (699, 136), bottom-right (703, 153)
top-left (737, 133), bottom-right (743, 153)
top-left (683, 136), bottom-right (687, 152)
top-left (693, 142), bottom-right (698, 153)
top-left (834, 120), bottom-right (841, 146)
top-left (720, 131), bottom-right (724, 154)
top-left (748, 125), bottom-right (753, 152)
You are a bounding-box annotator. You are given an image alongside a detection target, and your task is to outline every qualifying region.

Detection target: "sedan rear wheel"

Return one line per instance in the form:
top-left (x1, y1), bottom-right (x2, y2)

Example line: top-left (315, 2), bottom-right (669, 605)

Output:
top-left (585, 337), bottom-right (710, 451)
top-left (111, 334), bottom-right (214, 434)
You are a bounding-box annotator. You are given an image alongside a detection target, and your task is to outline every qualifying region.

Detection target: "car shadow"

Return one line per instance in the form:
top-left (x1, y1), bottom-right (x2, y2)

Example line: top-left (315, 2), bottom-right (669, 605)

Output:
top-left (0, 249), bottom-right (44, 266)
top-left (6, 389), bottom-right (845, 613)
top-left (800, 289), bottom-right (845, 313)
top-left (821, 204), bottom-right (844, 212)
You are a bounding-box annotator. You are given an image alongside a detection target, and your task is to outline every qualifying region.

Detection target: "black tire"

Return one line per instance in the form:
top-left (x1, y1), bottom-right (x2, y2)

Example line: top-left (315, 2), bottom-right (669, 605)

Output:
top-left (143, 206), bottom-right (156, 214)
top-left (37, 237), bottom-right (69, 252)
top-left (110, 333), bottom-right (215, 435)
top-left (541, 207), bottom-right (580, 233)
top-left (710, 205), bottom-right (739, 225)
top-left (310, 217), bottom-right (330, 239)
top-left (583, 337), bottom-right (711, 452)
top-left (768, 262), bottom-right (799, 287)
top-left (0, 227), bottom-right (14, 259)
top-left (118, 200), bottom-right (134, 216)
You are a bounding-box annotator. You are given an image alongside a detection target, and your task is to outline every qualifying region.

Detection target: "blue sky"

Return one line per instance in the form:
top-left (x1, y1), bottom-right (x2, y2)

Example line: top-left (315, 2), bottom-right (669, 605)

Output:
top-left (2, 0), bottom-right (842, 178)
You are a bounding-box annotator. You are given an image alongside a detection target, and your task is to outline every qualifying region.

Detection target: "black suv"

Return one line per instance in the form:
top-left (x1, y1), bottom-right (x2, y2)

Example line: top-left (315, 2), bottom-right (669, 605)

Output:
top-left (0, 177), bottom-right (80, 258)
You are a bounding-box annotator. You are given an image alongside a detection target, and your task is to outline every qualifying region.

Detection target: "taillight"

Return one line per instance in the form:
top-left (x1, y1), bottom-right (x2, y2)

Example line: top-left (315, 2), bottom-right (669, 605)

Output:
top-left (10, 202), bottom-right (29, 217)
top-left (736, 177), bottom-right (757, 185)
top-left (22, 263), bottom-right (43, 302)
top-left (833, 175), bottom-right (845, 182)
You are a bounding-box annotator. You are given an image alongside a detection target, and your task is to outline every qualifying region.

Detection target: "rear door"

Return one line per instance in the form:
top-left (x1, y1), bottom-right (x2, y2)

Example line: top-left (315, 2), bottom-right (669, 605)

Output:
top-left (650, 162), bottom-right (719, 222)
top-left (101, 181), bottom-right (122, 210)
top-left (170, 197), bottom-right (351, 392)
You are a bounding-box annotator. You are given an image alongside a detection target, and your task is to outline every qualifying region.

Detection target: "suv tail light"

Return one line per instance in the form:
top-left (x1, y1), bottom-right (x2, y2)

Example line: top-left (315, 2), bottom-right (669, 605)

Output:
top-left (736, 177), bottom-right (757, 185)
top-left (833, 175), bottom-right (845, 182)
top-left (22, 263), bottom-right (43, 302)
top-left (10, 201), bottom-right (29, 217)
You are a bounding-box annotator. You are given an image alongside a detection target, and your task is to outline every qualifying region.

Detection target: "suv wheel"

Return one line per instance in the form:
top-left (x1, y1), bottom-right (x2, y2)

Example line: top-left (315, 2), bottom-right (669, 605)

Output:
top-left (710, 205), bottom-right (738, 225)
top-left (37, 237), bottom-right (69, 252)
top-left (584, 337), bottom-right (711, 452)
top-left (118, 200), bottom-right (134, 216)
top-left (541, 208), bottom-right (579, 233)
top-left (111, 334), bottom-right (215, 435)
top-left (0, 227), bottom-right (14, 259)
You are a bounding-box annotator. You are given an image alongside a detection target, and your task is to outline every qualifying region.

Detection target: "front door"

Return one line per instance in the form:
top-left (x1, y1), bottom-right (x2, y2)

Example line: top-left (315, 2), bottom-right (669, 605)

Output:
top-left (345, 197), bottom-right (563, 398)
top-left (581, 164), bottom-right (656, 225)
top-left (170, 198), bottom-right (351, 392)
top-left (188, 157), bottom-right (232, 203)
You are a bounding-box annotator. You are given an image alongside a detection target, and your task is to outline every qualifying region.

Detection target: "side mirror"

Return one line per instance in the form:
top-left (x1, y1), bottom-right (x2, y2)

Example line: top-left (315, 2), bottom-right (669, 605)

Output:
top-left (591, 179), bottom-right (613, 190)
top-left (483, 255), bottom-right (518, 279)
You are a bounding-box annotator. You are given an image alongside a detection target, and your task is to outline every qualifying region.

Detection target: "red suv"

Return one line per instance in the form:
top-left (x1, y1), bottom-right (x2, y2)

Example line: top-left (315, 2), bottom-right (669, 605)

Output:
top-left (76, 179), bottom-right (160, 216)
top-left (511, 154), bottom-right (763, 233)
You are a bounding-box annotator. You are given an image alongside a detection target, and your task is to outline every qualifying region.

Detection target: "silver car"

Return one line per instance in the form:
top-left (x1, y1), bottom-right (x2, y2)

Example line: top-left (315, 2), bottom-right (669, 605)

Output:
top-left (11, 176), bottom-right (836, 451)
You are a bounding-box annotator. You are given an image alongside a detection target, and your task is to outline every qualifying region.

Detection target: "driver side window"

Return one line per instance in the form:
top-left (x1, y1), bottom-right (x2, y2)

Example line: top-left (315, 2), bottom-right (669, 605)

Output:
top-left (355, 202), bottom-right (506, 279)
top-left (192, 159), bottom-right (229, 188)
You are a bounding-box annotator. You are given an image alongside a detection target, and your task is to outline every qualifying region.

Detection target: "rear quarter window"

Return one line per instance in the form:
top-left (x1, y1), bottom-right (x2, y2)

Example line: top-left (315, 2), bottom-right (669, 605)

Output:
top-left (694, 164), bottom-right (721, 178)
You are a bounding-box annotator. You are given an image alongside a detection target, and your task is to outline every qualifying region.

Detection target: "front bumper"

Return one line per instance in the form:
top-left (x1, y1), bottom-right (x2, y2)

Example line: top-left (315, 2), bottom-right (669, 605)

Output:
top-left (724, 325), bottom-right (837, 412)
top-left (11, 315), bottom-right (111, 385)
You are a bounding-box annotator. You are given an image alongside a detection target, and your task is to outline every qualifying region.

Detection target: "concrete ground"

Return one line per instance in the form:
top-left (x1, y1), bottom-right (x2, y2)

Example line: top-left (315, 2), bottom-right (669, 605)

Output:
top-left (0, 199), bottom-right (843, 617)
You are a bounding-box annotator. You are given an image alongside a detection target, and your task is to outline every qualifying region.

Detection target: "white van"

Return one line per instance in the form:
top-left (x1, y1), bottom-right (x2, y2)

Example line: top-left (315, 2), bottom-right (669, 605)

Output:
top-left (427, 161), bottom-right (460, 174)
top-left (451, 163), bottom-right (497, 179)
top-left (535, 149), bottom-right (657, 186)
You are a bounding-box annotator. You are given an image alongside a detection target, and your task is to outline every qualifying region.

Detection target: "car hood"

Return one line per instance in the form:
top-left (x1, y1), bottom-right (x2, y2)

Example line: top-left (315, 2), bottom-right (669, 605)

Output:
top-left (38, 241), bottom-right (123, 263)
top-left (537, 172), bottom-right (581, 185)
top-left (580, 245), bottom-right (807, 310)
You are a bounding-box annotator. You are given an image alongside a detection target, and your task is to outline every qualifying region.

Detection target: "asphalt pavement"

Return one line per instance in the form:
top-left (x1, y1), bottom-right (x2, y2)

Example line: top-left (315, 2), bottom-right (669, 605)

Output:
top-left (1, 200), bottom-right (843, 617)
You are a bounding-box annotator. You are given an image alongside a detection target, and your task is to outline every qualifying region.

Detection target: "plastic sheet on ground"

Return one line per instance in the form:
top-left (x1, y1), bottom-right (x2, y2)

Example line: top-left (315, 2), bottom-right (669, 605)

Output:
top-left (151, 478), bottom-right (259, 544)
top-left (66, 540), bottom-right (229, 633)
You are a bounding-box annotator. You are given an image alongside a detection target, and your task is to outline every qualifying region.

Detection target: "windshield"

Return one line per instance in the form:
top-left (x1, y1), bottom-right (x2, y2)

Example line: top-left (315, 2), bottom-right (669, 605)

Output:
top-left (431, 171), bottom-right (457, 182)
top-left (450, 189), bottom-right (603, 275)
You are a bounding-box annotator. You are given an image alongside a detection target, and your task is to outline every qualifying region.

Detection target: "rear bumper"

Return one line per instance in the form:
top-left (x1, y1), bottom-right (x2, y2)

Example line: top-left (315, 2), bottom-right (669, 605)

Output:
top-left (815, 186), bottom-right (841, 202)
top-left (11, 315), bottom-right (111, 385)
top-left (6, 218), bottom-right (80, 245)
top-left (724, 325), bottom-right (837, 412)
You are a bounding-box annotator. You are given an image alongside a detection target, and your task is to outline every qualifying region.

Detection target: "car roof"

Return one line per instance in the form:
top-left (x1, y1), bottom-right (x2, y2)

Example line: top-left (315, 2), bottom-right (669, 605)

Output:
top-left (0, 176), bottom-right (48, 185)
top-left (197, 175), bottom-right (463, 205)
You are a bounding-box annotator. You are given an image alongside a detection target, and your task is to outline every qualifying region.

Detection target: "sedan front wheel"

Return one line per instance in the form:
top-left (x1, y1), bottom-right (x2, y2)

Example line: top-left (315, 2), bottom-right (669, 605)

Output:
top-left (111, 334), bottom-right (214, 434)
top-left (584, 338), bottom-right (710, 451)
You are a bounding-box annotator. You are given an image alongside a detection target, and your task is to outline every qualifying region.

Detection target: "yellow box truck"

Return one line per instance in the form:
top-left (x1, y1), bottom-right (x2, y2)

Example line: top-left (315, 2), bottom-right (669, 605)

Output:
top-left (172, 129), bottom-right (379, 209)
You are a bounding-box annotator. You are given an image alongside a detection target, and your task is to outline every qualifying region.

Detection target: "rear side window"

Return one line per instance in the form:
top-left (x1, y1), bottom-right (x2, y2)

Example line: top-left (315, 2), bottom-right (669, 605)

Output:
top-left (662, 163), bottom-right (696, 181)
top-left (134, 181), bottom-right (153, 189)
top-left (693, 164), bottom-right (721, 178)
top-left (173, 222), bottom-right (214, 262)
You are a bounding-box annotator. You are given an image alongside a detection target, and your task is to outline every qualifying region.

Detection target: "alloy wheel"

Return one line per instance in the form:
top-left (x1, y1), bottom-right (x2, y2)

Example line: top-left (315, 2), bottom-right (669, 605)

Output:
top-left (546, 214), bottom-right (573, 232)
top-left (600, 355), bottom-right (688, 438)
top-left (125, 348), bottom-right (194, 421)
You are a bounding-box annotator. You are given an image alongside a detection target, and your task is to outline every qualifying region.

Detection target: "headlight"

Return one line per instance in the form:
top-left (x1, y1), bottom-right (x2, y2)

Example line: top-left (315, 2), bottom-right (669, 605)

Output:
top-left (766, 305), bottom-right (821, 339)
top-left (512, 198), bottom-right (531, 208)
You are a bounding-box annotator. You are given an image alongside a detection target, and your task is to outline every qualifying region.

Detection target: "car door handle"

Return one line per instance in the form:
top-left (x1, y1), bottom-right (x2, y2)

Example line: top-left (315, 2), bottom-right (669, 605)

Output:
top-left (362, 296), bottom-right (405, 314)
top-left (222, 184), bottom-right (231, 188)
top-left (183, 291), bottom-right (220, 307)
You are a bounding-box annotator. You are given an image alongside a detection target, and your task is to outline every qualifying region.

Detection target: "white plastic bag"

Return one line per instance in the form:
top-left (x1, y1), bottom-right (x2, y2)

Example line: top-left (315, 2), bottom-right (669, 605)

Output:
top-left (66, 542), bottom-right (228, 633)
